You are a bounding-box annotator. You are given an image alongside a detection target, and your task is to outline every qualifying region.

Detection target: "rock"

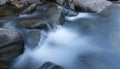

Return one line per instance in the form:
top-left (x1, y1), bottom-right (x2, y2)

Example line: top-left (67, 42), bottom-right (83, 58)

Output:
top-left (56, 0), bottom-right (65, 5)
top-left (0, 5), bottom-right (20, 17)
top-left (0, 17), bottom-right (9, 28)
top-left (19, 18), bottom-right (48, 29)
top-left (100, 4), bottom-right (120, 17)
top-left (10, 0), bottom-right (42, 8)
top-left (19, 3), bottom-right (65, 29)
top-left (0, 28), bottom-right (24, 60)
top-left (22, 3), bottom-right (36, 14)
top-left (0, 43), bottom-right (24, 60)
top-left (64, 8), bottom-right (78, 16)
top-left (25, 29), bottom-right (42, 48)
top-left (21, 0), bottom-right (42, 4)
top-left (56, 0), bottom-right (75, 10)
top-left (73, 0), bottom-right (112, 12)
top-left (10, 0), bottom-right (24, 8)
top-left (39, 62), bottom-right (64, 69)
top-left (0, 61), bottom-right (10, 69)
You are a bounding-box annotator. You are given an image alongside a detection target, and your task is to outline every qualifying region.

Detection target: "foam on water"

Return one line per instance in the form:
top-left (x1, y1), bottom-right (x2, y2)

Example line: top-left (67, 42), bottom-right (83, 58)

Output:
top-left (65, 13), bottom-right (94, 21)
top-left (12, 26), bottom-right (105, 69)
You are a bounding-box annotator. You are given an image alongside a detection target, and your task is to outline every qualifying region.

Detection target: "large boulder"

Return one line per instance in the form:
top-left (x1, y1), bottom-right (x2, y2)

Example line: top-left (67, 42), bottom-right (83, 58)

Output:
top-left (0, 5), bottom-right (20, 17)
top-left (19, 3), bottom-right (65, 29)
top-left (73, 0), bottom-right (112, 12)
top-left (0, 28), bottom-right (24, 60)
top-left (0, 28), bottom-right (24, 69)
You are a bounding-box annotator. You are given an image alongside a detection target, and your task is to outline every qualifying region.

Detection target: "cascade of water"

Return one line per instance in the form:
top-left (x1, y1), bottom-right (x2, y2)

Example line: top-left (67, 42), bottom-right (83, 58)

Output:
top-left (2, 4), bottom-right (120, 69)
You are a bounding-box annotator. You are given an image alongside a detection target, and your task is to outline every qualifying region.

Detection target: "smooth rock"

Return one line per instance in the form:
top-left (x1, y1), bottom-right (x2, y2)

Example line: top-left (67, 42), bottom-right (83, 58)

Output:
top-left (22, 3), bottom-right (36, 14)
top-left (73, 0), bottom-right (112, 12)
top-left (100, 4), bottom-right (120, 17)
top-left (0, 28), bottom-right (24, 60)
top-left (25, 29), bottom-right (42, 48)
top-left (19, 18), bottom-right (48, 29)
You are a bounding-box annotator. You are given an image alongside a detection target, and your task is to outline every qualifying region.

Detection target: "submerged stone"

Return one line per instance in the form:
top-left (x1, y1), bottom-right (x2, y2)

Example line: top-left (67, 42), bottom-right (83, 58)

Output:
top-left (39, 62), bottom-right (64, 69)
top-left (25, 29), bottom-right (42, 48)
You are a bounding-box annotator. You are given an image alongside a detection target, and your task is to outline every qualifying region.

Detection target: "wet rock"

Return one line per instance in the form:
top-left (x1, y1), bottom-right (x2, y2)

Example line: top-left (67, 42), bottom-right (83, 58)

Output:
top-left (21, 0), bottom-right (42, 4)
top-left (100, 4), bottom-right (120, 17)
top-left (64, 8), bottom-right (78, 16)
top-left (19, 18), bottom-right (48, 30)
top-left (22, 3), bottom-right (36, 14)
top-left (0, 61), bottom-right (10, 69)
top-left (25, 29), bottom-right (42, 48)
top-left (10, 0), bottom-right (23, 8)
top-left (0, 17), bottom-right (9, 28)
top-left (39, 62), bottom-right (64, 69)
top-left (19, 3), bottom-right (65, 29)
top-left (73, 0), bottom-right (112, 12)
top-left (0, 28), bottom-right (24, 60)
top-left (10, 0), bottom-right (42, 8)
top-left (0, 5), bottom-right (20, 17)
top-left (57, 0), bottom-right (75, 10)
top-left (56, 0), bottom-right (64, 5)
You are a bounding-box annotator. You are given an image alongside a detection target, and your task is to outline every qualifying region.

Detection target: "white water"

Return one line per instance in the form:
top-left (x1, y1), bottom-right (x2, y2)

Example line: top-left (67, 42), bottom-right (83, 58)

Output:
top-left (65, 13), bottom-right (94, 21)
top-left (12, 26), bottom-right (108, 69)
top-left (11, 4), bottom-right (120, 69)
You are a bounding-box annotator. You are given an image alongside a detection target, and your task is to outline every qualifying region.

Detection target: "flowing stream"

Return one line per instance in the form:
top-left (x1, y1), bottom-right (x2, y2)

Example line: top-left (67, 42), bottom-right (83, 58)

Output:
top-left (3, 4), bottom-right (120, 69)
